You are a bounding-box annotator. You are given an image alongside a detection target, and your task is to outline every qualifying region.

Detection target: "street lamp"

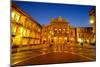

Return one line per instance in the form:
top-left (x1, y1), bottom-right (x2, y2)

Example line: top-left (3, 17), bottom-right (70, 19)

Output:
top-left (90, 19), bottom-right (94, 24)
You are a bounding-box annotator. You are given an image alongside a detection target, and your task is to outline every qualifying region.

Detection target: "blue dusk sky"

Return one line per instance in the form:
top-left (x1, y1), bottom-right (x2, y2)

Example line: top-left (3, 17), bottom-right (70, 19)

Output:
top-left (12, 1), bottom-right (95, 27)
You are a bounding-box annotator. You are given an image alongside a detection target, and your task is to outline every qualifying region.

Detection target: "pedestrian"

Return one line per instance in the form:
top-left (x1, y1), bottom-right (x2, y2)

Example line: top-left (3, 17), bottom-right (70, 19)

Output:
top-left (81, 42), bottom-right (83, 48)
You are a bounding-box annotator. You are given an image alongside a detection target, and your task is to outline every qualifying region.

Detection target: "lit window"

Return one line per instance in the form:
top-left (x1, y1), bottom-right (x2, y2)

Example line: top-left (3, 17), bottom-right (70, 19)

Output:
top-left (30, 39), bottom-right (34, 44)
top-left (32, 23), bottom-right (36, 29)
top-left (38, 29), bottom-right (41, 32)
top-left (12, 24), bottom-right (17, 35)
top-left (50, 31), bottom-right (54, 35)
top-left (12, 11), bottom-right (15, 20)
top-left (15, 13), bottom-right (20, 22)
top-left (63, 29), bottom-right (65, 31)
top-left (13, 35), bottom-right (21, 45)
top-left (70, 38), bottom-right (74, 40)
top-left (54, 37), bottom-right (57, 40)
top-left (23, 29), bottom-right (26, 36)
top-left (78, 38), bottom-right (83, 43)
top-left (55, 29), bottom-right (57, 30)
top-left (59, 29), bottom-right (61, 31)
top-left (44, 38), bottom-right (46, 40)
top-left (19, 16), bottom-right (26, 25)
top-left (22, 38), bottom-right (28, 45)
top-left (32, 32), bottom-right (35, 38)
top-left (37, 40), bottom-right (40, 44)
top-left (25, 19), bottom-right (30, 28)
top-left (19, 27), bottom-right (24, 36)
top-left (26, 30), bottom-right (30, 37)
top-left (59, 37), bottom-right (62, 39)
top-left (64, 37), bottom-right (67, 40)
top-left (26, 20), bottom-right (32, 28)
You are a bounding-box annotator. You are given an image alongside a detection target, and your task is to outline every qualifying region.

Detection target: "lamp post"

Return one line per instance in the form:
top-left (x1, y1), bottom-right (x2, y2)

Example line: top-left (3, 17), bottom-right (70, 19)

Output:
top-left (90, 19), bottom-right (94, 24)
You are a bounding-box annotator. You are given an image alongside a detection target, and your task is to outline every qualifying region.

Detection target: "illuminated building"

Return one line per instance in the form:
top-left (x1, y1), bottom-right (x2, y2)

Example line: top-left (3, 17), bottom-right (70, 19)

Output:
top-left (89, 7), bottom-right (96, 44)
top-left (89, 7), bottom-right (96, 33)
top-left (69, 26), bottom-right (77, 46)
top-left (12, 3), bottom-right (42, 51)
top-left (41, 16), bottom-right (70, 51)
top-left (12, 3), bottom-right (95, 53)
top-left (76, 27), bottom-right (93, 44)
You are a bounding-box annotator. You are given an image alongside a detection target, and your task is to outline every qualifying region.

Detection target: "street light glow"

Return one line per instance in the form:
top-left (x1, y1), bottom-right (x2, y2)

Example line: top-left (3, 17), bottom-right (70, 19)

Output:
top-left (90, 19), bottom-right (94, 24)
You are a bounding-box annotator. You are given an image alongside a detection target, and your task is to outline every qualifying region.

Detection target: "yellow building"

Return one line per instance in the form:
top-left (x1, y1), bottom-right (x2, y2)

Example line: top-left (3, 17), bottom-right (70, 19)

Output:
top-left (69, 26), bottom-right (77, 46)
top-left (12, 3), bottom-right (95, 53)
top-left (12, 3), bottom-right (42, 50)
top-left (76, 27), bottom-right (93, 44)
top-left (89, 7), bottom-right (96, 44)
top-left (89, 7), bottom-right (96, 34)
top-left (41, 16), bottom-right (70, 51)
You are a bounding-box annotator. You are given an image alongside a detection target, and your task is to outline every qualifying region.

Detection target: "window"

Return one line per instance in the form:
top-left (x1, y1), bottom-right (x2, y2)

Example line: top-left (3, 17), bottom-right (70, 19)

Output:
top-left (37, 40), bottom-right (40, 44)
top-left (19, 27), bottom-right (24, 36)
top-left (55, 29), bottom-right (57, 31)
top-left (63, 29), bottom-right (65, 31)
top-left (17, 26), bottom-right (24, 36)
top-left (22, 38), bottom-right (28, 45)
top-left (26, 30), bottom-right (30, 37)
top-left (32, 23), bottom-right (36, 29)
top-left (38, 28), bottom-right (41, 32)
top-left (30, 39), bottom-right (34, 44)
top-left (12, 10), bottom-right (16, 20)
top-left (13, 35), bottom-right (21, 45)
top-left (32, 32), bottom-right (35, 38)
top-left (25, 19), bottom-right (30, 28)
top-left (15, 12), bottom-right (20, 22)
top-left (19, 16), bottom-right (26, 25)
top-left (12, 24), bottom-right (18, 35)
top-left (23, 29), bottom-right (26, 36)
top-left (59, 29), bottom-right (61, 31)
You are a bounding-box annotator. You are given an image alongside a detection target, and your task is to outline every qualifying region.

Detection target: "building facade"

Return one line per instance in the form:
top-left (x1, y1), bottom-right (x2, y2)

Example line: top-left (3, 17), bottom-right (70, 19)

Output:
top-left (41, 16), bottom-right (71, 51)
top-left (76, 27), bottom-right (93, 44)
top-left (89, 7), bottom-right (96, 33)
top-left (69, 26), bottom-right (77, 46)
top-left (12, 3), bottom-right (42, 51)
top-left (89, 7), bottom-right (96, 44)
top-left (41, 16), bottom-right (94, 51)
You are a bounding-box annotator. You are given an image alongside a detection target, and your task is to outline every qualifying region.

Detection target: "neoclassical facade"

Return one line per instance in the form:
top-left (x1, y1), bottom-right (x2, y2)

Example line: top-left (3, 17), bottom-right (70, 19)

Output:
top-left (42, 16), bottom-right (69, 44)
top-left (41, 16), bottom-right (77, 51)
